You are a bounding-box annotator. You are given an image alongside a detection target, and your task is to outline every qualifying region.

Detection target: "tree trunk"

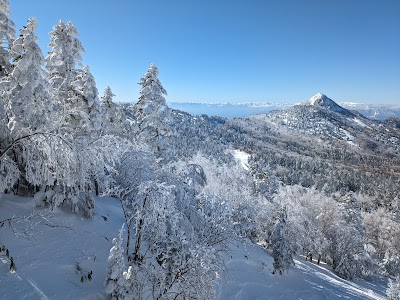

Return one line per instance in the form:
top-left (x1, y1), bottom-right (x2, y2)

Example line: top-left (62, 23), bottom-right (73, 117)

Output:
top-left (132, 196), bottom-right (148, 262)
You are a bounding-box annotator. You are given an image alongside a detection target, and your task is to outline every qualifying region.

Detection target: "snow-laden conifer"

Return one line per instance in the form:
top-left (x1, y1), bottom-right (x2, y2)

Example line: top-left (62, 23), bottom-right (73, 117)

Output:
top-left (102, 86), bottom-right (115, 108)
top-left (45, 20), bottom-right (84, 103)
top-left (134, 63), bottom-right (171, 155)
top-left (138, 63), bottom-right (167, 108)
top-left (0, 0), bottom-right (15, 77)
top-left (68, 65), bottom-right (103, 134)
top-left (272, 206), bottom-right (294, 274)
top-left (4, 17), bottom-right (53, 134)
top-left (101, 86), bottom-right (127, 135)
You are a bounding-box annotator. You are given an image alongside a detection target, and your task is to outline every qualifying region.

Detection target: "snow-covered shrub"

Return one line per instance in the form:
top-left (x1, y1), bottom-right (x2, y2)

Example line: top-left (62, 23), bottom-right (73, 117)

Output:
top-left (105, 225), bottom-right (127, 300)
top-left (387, 276), bottom-right (400, 300)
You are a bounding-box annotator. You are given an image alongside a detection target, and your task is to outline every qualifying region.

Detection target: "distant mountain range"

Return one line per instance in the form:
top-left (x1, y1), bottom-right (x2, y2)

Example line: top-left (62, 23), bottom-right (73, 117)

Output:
top-left (168, 99), bottom-right (400, 120)
top-left (168, 102), bottom-right (292, 118)
top-left (340, 102), bottom-right (400, 120)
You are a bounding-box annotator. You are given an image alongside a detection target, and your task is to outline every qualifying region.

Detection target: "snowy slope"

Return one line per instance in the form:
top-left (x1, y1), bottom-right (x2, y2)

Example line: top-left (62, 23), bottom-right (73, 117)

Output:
top-left (0, 194), bottom-right (387, 300)
top-left (0, 195), bottom-right (124, 300)
top-left (219, 241), bottom-right (387, 300)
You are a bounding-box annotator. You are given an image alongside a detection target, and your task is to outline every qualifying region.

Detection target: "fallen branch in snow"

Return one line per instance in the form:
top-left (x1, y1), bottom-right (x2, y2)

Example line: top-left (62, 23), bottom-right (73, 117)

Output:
top-left (42, 222), bottom-right (75, 231)
top-left (0, 243), bottom-right (16, 272)
top-left (2, 211), bottom-right (49, 240)
top-left (0, 214), bottom-right (36, 239)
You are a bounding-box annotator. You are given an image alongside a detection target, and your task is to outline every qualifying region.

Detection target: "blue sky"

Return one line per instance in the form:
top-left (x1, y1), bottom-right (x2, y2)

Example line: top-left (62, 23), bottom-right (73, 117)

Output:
top-left (10, 0), bottom-right (400, 104)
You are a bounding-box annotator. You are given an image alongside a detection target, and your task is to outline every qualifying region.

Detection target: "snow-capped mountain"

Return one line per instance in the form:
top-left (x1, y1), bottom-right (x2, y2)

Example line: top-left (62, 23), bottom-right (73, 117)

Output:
top-left (167, 97), bottom-right (400, 120)
top-left (262, 93), bottom-right (378, 143)
top-left (305, 93), bottom-right (356, 117)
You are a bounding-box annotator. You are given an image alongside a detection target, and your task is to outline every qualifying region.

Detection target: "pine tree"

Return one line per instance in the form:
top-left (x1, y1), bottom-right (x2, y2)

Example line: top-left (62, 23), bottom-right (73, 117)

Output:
top-left (0, 0), bottom-right (15, 78)
top-left (101, 86), bottom-right (127, 135)
top-left (4, 17), bottom-right (53, 134)
top-left (45, 20), bottom-right (84, 106)
top-left (68, 65), bottom-right (103, 134)
top-left (272, 206), bottom-right (294, 274)
top-left (134, 64), bottom-right (171, 155)
top-left (138, 63), bottom-right (167, 108)
top-left (102, 86), bottom-right (115, 109)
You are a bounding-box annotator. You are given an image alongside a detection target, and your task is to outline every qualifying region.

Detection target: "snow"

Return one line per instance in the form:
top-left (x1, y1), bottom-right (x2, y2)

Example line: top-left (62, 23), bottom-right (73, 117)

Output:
top-left (353, 118), bottom-right (370, 129)
top-left (308, 93), bottom-right (327, 106)
top-left (0, 194), bottom-right (124, 300)
top-left (0, 194), bottom-right (388, 300)
top-left (231, 149), bottom-right (250, 170)
top-left (126, 117), bottom-right (135, 125)
top-left (218, 240), bottom-right (387, 300)
top-left (338, 127), bottom-right (354, 141)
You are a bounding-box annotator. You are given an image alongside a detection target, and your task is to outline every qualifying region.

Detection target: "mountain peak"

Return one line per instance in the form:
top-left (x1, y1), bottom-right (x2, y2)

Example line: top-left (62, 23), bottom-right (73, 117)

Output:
top-left (303, 93), bottom-right (355, 117)
top-left (307, 93), bottom-right (331, 106)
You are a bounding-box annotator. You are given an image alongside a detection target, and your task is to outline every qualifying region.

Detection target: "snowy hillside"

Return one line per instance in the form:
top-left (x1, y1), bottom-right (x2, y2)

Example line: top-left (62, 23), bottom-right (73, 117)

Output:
top-left (219, 241), bottom-right (387, 300)
top-left (0, 194), bottom-right (388, 300)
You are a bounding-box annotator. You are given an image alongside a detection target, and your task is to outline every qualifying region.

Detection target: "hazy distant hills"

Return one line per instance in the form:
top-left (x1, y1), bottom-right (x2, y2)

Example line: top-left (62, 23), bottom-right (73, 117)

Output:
top-left (340, 102), bottom-right (400, 120)
top-left (168, 102), bottom-right (292, 118)
top-left (168, 100), bottom-right (400, 120)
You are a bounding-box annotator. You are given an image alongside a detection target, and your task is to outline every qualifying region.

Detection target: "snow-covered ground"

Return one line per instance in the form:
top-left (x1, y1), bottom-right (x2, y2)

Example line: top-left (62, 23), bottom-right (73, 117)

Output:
top-left (0, 194), bottom-right (388, 300)
top-left (231, 149), bottom-right (250, 171)
top-left (0, 194), bottom-right (124, 300)
top-left (218, 241), bottom-right (387, 300)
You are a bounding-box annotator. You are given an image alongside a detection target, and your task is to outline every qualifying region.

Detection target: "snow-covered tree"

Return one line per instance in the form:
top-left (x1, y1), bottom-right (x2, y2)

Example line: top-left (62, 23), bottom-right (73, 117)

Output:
top-left (3, 17), bottom-right (53, 134)
top-left (108, 151), bottom-right (228, 299)
top-left (190, 152), bottom-right (272, 239)
top-left (134, 63), bottom-right (171, 155)
top-left (271, 206), bottom-right (294, 274)
top-left (363, 209), bottom-right (400, 276)
top-left (387, 276), bottom-right (400, 300)
top-left (102, 86), bottom-right (115, 108)
top-left (249, 156), bottom-right (279, 200)
top-left (0, 0), bottom-right (15, 78)
top-left (67, 65), bottom-right (103, 134)
top-left (45, 20), bottom-right (84, 104)
top-left (122, 180), bottom-right (221, 299)
top-left (0, 153), bottom-right (19, 194)
top-left (329, 193), bottom-right (375, 280)
top-left (101, 86), bottom-right (127, 135)
top-left (105, 225), bottom-right (127, 300)
top-left (275, 186), bottom-right (330, 259)
top-left (138, 63), bottom-right (167, 108)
